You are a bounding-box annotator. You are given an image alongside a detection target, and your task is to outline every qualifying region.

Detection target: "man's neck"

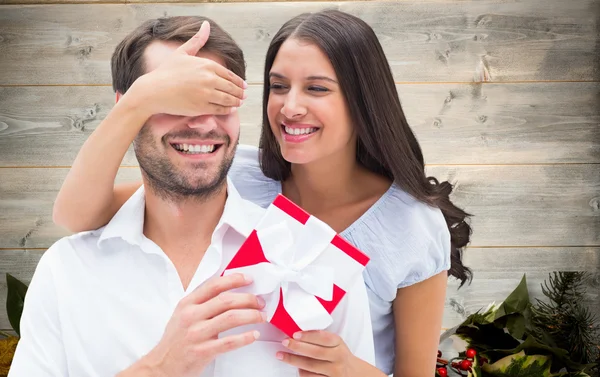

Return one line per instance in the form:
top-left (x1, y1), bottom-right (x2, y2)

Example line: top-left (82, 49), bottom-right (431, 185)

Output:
top-left (142, 182), bottom-right (227, 289)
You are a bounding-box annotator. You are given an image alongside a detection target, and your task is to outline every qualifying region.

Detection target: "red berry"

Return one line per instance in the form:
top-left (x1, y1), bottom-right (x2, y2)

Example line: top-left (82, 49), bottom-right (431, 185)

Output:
top-left (437, 367), bottom-right (448, 377)
top-left (481, 357), bottom-right (488, 364)
top-left (460, 359), bottom-right (473, 370)
top-left (466, 348), bottom-right (477, 359)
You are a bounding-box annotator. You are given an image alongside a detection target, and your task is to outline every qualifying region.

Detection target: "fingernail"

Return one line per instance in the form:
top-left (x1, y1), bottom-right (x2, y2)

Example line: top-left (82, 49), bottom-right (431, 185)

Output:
top-left (243, 91), bottom-right (248, 100)
top-left (253, 330), bottom-right (260, 340)
top-left (243, 274), bottom-right (253, 283)
top-left (239, 100), bottom-right (244, 106)
top-left (276, 352), bottom-right (284, 360)
top-left (243, 81), bottom-right (248, 89)
top-left (261, 312), bottom-right (268, 321)
top-left (282, 339), bottom-right (290, 347)
top-left (293, 332), bottom-right (301, 340)
top-left (257, 296), bottom-right (266, 308)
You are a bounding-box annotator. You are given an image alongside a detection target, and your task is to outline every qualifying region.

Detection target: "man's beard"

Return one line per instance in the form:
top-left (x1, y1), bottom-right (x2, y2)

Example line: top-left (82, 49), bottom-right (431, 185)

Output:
top-left (134, 126), bottom-right (236, 203)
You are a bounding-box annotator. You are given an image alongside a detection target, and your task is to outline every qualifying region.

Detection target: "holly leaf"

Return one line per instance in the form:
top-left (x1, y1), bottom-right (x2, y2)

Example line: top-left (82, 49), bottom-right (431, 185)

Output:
top-left (482, 350), bottom-right (552, 376)
top-left (493, 275), bottom-right (531, 321)
top-left (506, 335), bottom-right (595, 373)
top-left (468, 355), bottom-right (483, 377)
top-left (6, 273), bottom-right (28, 336)
top-left (505, 314), bottom-right (526, 340)
top-left (455, 321), bottom-right (521, 352)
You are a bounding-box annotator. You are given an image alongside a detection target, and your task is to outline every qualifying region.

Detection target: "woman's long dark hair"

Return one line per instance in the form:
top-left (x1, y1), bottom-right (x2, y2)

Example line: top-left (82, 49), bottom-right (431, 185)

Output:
top-left (259, 10), bottom-right (473, 286)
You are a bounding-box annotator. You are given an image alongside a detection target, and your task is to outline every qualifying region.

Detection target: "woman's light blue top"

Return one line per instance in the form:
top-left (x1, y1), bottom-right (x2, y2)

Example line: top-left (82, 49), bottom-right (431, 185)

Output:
top-left (229, 145), bottom-right (451, 374)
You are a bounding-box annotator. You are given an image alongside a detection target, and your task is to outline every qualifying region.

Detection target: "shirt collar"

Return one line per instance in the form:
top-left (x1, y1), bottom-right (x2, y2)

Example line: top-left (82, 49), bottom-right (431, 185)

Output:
top-left (97, 177), bottom-right (257, 248)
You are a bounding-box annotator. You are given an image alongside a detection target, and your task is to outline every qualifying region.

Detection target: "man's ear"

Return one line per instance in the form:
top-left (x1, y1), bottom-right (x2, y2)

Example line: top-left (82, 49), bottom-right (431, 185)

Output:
top-left (115, 91), bottom-right (123, 103)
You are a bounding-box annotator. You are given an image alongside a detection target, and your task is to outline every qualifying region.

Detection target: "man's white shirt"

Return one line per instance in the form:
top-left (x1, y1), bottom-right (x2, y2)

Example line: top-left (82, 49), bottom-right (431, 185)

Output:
top-left (10, 179), bottom-right (375, 377)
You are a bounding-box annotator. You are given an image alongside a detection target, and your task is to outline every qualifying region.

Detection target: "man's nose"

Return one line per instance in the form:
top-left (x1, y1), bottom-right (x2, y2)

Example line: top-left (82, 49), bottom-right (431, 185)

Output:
top-left (186, 115), bottom-right (218, 130)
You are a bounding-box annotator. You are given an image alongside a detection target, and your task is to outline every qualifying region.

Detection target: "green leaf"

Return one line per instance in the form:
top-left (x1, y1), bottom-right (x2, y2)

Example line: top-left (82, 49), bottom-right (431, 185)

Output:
top-left (493, 275), bottom-right (531, 321)
top-left (551, 372), bottom-right (591, 377)
top-left (506, 335), bottom-right (595, 373)
top-left (6, 273), bottom-right (28, 336)
top-left (454, 320), bottom-right (521, 352)
top-left (506, 314), bottom-right (526, 339)
top-left (468, 355), bottom-right (483, 377)
top-left (482, 350), bottom-right (552, 377)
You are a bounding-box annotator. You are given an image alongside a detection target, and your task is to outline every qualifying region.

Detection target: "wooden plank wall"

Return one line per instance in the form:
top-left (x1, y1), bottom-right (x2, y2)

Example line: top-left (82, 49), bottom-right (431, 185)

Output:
top-left (0, 0), bottom-right (599, 337)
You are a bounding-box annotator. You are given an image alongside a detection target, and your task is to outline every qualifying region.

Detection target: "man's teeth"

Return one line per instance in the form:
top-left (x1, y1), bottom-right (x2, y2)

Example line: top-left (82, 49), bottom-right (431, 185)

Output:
top-left (173, 144), bottom-right (215, 154)
top-left (284, 126), bottom-right (318, 135)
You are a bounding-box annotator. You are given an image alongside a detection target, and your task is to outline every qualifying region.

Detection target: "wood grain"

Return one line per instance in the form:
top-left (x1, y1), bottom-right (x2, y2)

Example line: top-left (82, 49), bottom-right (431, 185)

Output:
top-left (0, 165), bottom-right (598, 249)
top-left (1, 0), bottom-right (333, 3)
top-left (426, 164), bottom-right (600, 247)
top-left (1, 82), bottom-right (598, 166)
top-left (443, 247), bottom-right (600, 326)
top-left (0, 0), bottom-right (598, 84)
top-left (0, 85), bottom-right (261, 167)
top-left (0, 247), bottom-right (597, 330)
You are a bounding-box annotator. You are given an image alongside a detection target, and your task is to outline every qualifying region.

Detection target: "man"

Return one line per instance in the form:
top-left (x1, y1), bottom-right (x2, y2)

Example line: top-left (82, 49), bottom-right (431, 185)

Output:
top-left (9, 16), bottom-right (374, 377)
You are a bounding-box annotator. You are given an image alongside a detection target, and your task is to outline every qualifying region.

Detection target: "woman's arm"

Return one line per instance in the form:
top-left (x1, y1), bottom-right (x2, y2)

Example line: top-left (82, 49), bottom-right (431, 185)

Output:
top-left (53, 92), bottom-right (148, 232)
top-left (393, 271), bottom-right (448, 377)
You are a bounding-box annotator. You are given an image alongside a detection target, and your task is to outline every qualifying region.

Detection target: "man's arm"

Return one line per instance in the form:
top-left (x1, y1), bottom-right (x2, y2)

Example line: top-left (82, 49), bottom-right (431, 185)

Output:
top-left (9, 245), bottom-right (68, 376)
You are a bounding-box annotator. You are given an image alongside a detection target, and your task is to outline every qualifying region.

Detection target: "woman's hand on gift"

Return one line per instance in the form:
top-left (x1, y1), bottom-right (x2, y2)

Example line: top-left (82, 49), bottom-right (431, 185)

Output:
top-left (275, 330), bottom-right (386, 377)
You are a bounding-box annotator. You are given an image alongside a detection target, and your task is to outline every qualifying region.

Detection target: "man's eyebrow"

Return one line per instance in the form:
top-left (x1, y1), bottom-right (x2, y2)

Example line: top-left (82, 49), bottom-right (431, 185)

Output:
top-left (269, 72), bottom-right (338, 84)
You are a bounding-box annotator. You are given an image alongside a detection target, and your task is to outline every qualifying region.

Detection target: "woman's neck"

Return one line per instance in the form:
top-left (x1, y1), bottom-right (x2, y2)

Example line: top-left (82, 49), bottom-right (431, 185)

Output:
top-left (282, 146), bottom-right (385, 215)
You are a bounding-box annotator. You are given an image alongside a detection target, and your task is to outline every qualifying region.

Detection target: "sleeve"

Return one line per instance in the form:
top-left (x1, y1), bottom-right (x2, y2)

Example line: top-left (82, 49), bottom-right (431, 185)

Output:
top-left (8, 244), bottom-right (68, 377)
top-left (364, 195), bottom-right (452, 300)
top-left (397, 225), bottom-right (451, 289)
top-left (325, 277), bottom-right (376, 366)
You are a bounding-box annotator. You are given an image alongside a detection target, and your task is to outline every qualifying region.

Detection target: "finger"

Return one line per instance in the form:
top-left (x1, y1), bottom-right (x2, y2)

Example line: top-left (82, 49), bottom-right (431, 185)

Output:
top-left (292, 330), bottom-right (341, 348)
top-left (299, 370), bottom-right (324, 377)
top-left (205, 104), bottom-right (236, 116)
top-left (195, 330), bottom-right (260, 359)
top-left (281, 338), bottom-right (334, 361)
top-left (178, 293), bottom-right (264, 328)
top-left (204, 309), bottom-right (266, 336)
top-left (277, 352), bottom-right (331, 375)
top-left (201, 292), bottom-right (265, 319)
top-left (177, 20), bottom-right (210, 56)
top-left (213, 63), bottom-right (247, 90)
top-left (208, 87), bottom-right (243, 108)
top-left (182, 273), bottom-right (252, 306)
top-left (213, 76), bottom-right (246, 101)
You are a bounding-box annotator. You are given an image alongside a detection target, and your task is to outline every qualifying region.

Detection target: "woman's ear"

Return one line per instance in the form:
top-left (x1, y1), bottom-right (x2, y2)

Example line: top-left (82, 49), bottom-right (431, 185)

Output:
top-left (115, 91), bottom-right (123, 103)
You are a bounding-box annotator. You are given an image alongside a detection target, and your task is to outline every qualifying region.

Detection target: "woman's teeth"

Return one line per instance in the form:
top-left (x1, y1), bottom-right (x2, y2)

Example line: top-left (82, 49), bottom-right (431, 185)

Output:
top-left (173, 143), bottom-right (215, 154)
top-left (284, 126), bottom-right (318, 135)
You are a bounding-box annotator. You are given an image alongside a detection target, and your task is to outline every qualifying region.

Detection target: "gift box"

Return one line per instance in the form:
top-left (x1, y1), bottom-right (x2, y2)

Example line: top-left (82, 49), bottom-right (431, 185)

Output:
top-left (222, 194), bottom-right (370, 338)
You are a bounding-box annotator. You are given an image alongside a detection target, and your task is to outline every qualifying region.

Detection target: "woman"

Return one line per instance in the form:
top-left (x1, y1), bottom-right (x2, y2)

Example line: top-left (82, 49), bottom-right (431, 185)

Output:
top-left (53, 10), bottom-right (472, 376)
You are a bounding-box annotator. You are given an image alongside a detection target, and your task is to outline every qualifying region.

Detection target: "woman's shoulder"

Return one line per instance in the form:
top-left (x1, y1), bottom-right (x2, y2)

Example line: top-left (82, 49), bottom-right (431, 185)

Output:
top-left (229, 144), bottom-right (280, 209)
top-left (345, 183), bottom-right (451, 298)
top-left (347, 183), bottom-right (448, 242)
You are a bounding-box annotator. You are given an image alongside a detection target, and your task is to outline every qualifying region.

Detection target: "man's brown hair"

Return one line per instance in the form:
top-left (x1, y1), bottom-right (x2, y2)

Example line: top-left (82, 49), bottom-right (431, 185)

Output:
top-left (111, 16), bottom-right (246, 94)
